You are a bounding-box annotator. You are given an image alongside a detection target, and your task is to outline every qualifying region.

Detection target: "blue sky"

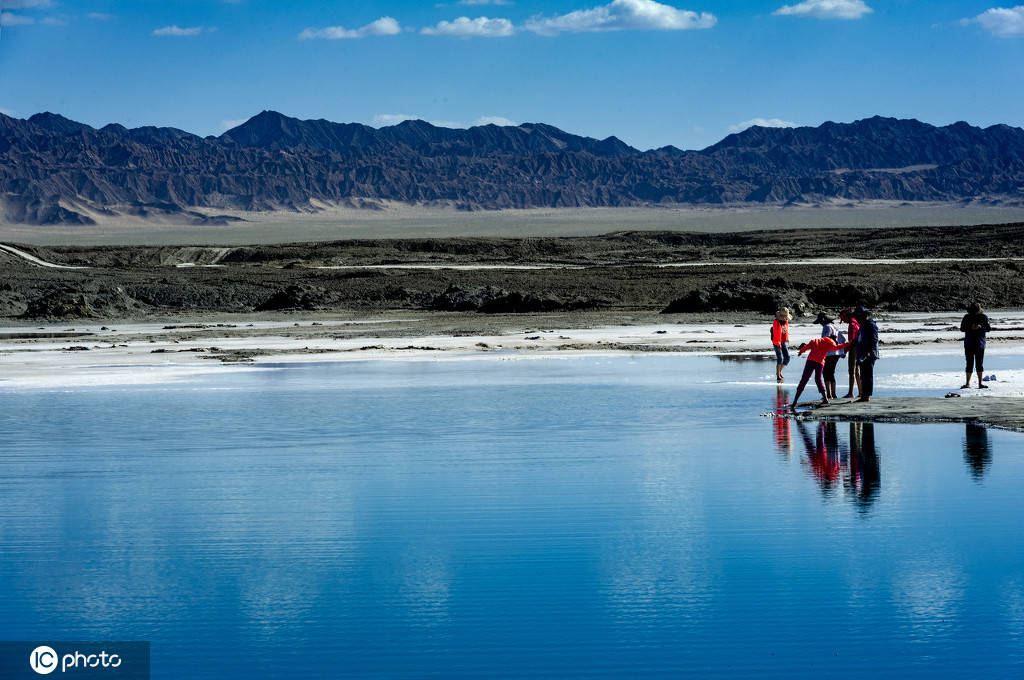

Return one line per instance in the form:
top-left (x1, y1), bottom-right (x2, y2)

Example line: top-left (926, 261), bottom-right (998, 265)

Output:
top-left (1, 0), bottom-right (1023, 150)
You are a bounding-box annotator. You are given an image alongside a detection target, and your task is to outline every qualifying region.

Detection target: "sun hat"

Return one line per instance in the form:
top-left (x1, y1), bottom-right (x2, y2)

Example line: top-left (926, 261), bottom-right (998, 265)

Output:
top-left (776, 307), bottom-right (792, 321)
top-left (814, 311), bottom-right (833, 325)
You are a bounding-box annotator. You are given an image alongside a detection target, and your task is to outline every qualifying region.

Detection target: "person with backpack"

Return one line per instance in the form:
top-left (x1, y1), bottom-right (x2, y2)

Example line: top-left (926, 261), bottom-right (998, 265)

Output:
top-left (772, 307), bottom-right (792, 383)
top-left (853, 306), bottom-right (879, 403)
top-left (815, 311), bottom-right (843, 400)
top-left (960, 302), bottom-right (992, 389)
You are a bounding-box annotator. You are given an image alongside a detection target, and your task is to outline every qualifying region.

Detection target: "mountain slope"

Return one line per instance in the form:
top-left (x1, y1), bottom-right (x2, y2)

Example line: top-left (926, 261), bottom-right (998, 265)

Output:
top-left (2, 111), bottom-right (1023, 225)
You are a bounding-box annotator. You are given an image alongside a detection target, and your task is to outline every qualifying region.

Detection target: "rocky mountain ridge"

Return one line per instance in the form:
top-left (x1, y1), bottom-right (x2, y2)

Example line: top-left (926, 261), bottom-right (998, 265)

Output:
top-left (2, 111), bottom-right (1023, 225)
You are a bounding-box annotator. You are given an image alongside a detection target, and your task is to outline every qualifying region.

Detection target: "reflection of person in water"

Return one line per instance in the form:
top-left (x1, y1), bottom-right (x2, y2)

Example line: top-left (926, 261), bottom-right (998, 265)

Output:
top-left (846, 422), bottom-right (880, 511)
top-left (774, 387), bottom-right (792, 457)
top-left (963, 423), bottom-right (993, 480)
top-left (796, 421), bottom-right (841, 493)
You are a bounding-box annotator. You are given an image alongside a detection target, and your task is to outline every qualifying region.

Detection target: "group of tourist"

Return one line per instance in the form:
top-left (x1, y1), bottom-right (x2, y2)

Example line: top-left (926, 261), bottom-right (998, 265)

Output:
top-left (771, 302), bottom-right (991, 411)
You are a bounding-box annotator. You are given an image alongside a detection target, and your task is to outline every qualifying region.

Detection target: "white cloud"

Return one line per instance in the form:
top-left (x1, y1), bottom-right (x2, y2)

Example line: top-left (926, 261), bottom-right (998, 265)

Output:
top-left (967, 6), bottom-right (1024, 37)
top-left (525, 0), bottom-right (716, 36)
top-left (87, 12), bottom-right (114, 20)
top-left (728, 117), bottom-right (798, 133)
top-left (373, 114), bottom-right (515, 128)
top-left (1, 12), bottom-right (35, 25)
top-left (298, 16), bottom-right (401, 40)
top-left (219, 119), bottom-right (248, 131)
top-left (41, 16), bottom-right (67, 25)
top-left (372, 113), bottom-right (468, 128)
top-left (773, 0), bottom-right (872, 20)
top-left (373, 113), bottom-right (419, 127)
top-left (422, 16), bottom-right (515, 37)
top-left (475, 116), bottom-right (516, 126)
top-left (152, 25), bottom-right (205, 36)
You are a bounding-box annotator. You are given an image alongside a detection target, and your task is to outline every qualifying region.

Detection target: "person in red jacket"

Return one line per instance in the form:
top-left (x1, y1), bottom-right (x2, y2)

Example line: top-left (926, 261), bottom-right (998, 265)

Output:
top-left (839, 309), bottom-right (861, 399)
top-left (772, 307), bottom-right (792, 383)
top-left (790, 335), bottom-right (852, 410)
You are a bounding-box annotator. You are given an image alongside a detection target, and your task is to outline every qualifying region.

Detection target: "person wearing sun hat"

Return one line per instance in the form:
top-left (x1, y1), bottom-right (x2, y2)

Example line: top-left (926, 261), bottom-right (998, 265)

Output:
top-left (815, 311), bottom-right (843, 400)
top-left (771, 307), bottom-right (792, 383)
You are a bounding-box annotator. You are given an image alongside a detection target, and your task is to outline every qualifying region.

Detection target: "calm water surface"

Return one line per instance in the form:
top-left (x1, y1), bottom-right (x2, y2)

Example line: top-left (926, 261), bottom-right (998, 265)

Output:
top-left (1, 355), bottom-right (1023, 678)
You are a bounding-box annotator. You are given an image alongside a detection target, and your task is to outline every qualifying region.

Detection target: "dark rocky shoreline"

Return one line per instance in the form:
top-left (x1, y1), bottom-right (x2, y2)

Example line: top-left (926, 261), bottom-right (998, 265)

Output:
top-left (2, 224), bottom-right (1023, 321)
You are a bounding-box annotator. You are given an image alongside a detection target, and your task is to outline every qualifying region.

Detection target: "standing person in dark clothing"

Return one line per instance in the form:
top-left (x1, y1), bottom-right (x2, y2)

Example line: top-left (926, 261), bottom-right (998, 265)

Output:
top-left (853, 307), bottom-right (879, 403)
top-left (960, 302), bottom-right (992, 389)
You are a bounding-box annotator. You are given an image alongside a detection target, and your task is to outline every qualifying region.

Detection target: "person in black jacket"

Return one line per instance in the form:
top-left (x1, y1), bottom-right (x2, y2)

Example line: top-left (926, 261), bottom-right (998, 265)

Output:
top-left (853, 306), bottom-right (879, 403)
top-left (960, 302), bottom-right (992, 389)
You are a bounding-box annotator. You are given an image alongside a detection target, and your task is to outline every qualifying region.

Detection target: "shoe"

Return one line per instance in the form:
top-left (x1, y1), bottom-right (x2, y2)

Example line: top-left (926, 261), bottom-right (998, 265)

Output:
top-left (979, 384), bottom-right (989, 389)
top-left (855, 397), bottom-right (870, 403)
top-left (960, 384), bottom-right (971, 389)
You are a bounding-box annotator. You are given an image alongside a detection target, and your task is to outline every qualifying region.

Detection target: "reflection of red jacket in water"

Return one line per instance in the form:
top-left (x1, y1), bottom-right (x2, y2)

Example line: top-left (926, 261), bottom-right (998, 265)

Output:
top-left (799, 337), bottom-right (851, 365)
top-left (798, 422), bottom-right (840, 485)
top-left (774, 391), bottom-right (791, 453)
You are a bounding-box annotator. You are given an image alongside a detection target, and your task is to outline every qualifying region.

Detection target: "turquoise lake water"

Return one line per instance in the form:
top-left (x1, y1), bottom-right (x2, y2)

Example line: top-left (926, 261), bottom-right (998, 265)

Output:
top-left (1, 355), bottom-right (1023, 678)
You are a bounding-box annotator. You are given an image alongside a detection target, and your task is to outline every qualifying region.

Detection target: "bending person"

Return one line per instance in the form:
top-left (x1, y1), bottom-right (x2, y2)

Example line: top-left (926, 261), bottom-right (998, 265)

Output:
top-left (960, 302), bottom-right (991, 389)
top-left (791, 334), bottom-right (851, 410)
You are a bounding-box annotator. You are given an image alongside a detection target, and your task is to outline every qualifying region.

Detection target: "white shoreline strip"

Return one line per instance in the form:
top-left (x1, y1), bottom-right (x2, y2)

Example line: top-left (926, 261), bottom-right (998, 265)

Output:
top-left (0, 243), bottom-right (89, 269)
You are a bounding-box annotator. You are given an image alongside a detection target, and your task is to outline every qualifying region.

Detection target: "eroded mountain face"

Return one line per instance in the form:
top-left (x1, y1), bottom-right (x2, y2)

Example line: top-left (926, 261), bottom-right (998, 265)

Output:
top-left (2, 111), bottom-right (1023, 225)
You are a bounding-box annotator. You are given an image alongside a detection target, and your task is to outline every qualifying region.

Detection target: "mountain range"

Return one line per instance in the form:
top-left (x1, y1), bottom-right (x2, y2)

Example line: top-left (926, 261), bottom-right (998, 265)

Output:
top-left (2, 110), bottom-right (1023, 225)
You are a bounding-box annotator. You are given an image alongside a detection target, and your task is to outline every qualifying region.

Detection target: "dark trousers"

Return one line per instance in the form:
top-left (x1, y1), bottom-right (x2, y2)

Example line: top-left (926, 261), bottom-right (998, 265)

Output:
top-left (859, 357), bottom-right (876, 397)
top-left (797, 360), bottom-right (826, 395)
top-left (823, 355), bottom-right (841, 383)
top-left (966, 346), bottom-right (985, 374)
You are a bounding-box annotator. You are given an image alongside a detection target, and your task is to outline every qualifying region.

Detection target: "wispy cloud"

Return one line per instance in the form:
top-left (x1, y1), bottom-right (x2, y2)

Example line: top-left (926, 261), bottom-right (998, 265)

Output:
top-left (475, 116), bottom-right (517, 126)
top-left (0, 107), bottom-right (16, 117)
top-left (525, 0), bottom-right (716, 36)
top-left (773, 0), bottom-right (872, 20)
top-left (964, 6), bottom-right (1024, 37)
top-left (152, 25), bottom-right (207, 36)
top-left (87, 12), bottom-right (114, 21)
top-left (728, 118), bottom-right (798, 133)
top-left (219, 119), bottom-right (248, 131)
top-left (374, 113), bottom-right (463, 127)
top-left (373, 113), bottom-right (420, 127)
top-left (372, 113), bottom-right (516, 128)
top-left (41, 16), bottom-right (67, 25)
top-left (1, 12), bottom-right (35, 26)
top-left (299, 17), bottom-right (402, 40)
top-left (422, 16), bottom-right (515, 37)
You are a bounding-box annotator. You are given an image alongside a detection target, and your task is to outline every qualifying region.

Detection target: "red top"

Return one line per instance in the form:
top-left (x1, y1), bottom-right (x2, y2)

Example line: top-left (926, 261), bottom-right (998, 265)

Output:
top-left (799, 337), bottom-right (851, 365)
top-left (771, 319), bottom-right (789, 346)
top-left (847, 318), bottom-right (860, 344)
